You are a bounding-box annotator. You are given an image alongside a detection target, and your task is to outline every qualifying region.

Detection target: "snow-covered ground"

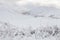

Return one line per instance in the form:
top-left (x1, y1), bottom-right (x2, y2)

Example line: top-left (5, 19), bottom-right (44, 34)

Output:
top-left (0, 0), bottom-right (60, 40)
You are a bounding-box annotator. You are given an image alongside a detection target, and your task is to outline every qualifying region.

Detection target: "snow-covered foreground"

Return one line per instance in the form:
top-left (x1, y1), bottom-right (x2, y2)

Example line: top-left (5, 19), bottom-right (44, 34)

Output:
top-left (0, 0), bottom-right (60, 40)
top-left (0, 22), bottom-right (60, 40)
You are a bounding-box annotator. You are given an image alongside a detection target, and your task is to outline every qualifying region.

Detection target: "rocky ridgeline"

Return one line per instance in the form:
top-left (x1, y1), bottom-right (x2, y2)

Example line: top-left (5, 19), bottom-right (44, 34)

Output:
top-left (0, 22), bottom-right (60, 40)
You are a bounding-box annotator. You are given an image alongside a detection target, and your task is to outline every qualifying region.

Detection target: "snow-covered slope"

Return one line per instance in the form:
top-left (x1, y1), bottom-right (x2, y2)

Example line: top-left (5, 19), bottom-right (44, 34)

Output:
top-left (0, 0), bottom-right (60, 40)
top-left (0, 22), bottom-right (60, 40)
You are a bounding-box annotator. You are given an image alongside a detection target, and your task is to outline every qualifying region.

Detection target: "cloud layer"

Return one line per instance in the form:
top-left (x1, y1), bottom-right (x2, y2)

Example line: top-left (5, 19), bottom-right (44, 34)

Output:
top-left (0, 0), bottom-right (60, 8)
top-left (16, 0), bottom-right (60, 8)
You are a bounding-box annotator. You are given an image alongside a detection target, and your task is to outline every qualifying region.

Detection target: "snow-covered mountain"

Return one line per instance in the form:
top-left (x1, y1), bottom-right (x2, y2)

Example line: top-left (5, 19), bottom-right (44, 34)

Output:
top-left (21, 5), bottom-right (60, 19)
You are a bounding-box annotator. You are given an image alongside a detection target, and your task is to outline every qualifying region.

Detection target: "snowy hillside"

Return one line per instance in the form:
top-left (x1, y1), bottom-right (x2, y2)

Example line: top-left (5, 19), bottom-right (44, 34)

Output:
top-left (0, 0), bottom-right (60, 40)
top-left (0, 22), bottom-right (60, 40)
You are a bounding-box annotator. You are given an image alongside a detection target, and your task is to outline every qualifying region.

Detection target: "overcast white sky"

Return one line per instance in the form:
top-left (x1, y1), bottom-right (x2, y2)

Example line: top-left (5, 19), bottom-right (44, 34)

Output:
top-left (0, 0), bottom-right (60, 8)
top-left (15, 0), bottom-right (60, 8)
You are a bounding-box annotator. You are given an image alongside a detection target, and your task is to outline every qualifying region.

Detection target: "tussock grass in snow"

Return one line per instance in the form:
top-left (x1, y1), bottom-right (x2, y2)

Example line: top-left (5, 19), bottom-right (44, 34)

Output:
top-left (0, 22), bottom-right (60, 40)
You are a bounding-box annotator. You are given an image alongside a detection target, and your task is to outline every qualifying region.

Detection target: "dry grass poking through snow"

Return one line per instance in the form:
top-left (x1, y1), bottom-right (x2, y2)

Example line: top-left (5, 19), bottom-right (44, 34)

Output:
top-left (0, 22), bottom-right (60, 40)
